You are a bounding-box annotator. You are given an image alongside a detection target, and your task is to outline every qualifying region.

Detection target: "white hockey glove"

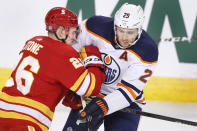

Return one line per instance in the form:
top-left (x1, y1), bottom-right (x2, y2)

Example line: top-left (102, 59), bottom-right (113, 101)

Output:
top-left (80, 46), bottom-right (105, 71)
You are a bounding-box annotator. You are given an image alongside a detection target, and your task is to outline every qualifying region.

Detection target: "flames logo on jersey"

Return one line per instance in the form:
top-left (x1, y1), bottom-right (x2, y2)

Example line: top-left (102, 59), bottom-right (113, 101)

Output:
top-left (102, 53), bottom-right (120, 84)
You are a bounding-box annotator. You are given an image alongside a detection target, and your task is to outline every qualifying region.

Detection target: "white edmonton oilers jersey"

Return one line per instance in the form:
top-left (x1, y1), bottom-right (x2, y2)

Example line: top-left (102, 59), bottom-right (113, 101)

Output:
top-left (73, 16), bottom-right (158, 114)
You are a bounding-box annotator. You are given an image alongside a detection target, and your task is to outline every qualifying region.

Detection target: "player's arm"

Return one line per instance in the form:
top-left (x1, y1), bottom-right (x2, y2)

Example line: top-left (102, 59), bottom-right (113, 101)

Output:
top-left (72, 46), bottom-right (105, 97)
top-left (58, 46), bottom-right (105, 97)
top-left (59, 46), bottom-right (105, 110)
top-left (77, 63), bottom-right (157, 129)
top-left (104, 63), bottom-right (157, 114)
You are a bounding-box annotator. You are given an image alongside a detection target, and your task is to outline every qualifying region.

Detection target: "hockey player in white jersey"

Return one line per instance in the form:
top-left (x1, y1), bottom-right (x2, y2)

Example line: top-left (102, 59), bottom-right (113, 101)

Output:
top-left (63, 3), bottom-right (158, 131)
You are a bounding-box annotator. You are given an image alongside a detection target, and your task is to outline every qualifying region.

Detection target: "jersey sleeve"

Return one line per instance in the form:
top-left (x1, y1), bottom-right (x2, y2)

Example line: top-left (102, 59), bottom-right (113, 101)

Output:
top-left (104, 62), bottom-right (157, 114)
top-left (55, 55), bottom-right (104, 97)
top-left (119, 62), bottom-right (157, 102)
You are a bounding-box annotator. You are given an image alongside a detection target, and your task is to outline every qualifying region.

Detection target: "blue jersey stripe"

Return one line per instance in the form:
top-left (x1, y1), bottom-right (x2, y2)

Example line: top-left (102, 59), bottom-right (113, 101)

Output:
top-left (121, 80), bottom-right (141, 94)
top-left (118, 88), bottom-right (133, 104)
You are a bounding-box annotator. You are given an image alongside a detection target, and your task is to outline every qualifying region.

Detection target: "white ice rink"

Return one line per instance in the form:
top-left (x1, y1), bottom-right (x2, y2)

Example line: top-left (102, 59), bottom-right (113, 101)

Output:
top-left (49, 101), bottom-right (197, 131)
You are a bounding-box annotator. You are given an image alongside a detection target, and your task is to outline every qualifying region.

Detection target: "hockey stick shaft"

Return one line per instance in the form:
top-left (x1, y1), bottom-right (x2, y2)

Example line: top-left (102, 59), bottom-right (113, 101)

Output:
top-left (123, 108), bottom-right (197, 127)
top-left (81, 97), bottom-right (92, 131)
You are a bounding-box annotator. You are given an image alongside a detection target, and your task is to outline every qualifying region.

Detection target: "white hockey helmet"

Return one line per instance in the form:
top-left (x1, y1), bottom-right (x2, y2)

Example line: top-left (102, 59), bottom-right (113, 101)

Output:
top-left (114, 3), bottom-right (145, 47)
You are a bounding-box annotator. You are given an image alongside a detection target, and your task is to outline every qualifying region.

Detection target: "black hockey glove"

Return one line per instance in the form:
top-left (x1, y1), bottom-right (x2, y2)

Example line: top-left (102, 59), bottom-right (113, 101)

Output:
top-left (76, 97), bottom-right (109, 130)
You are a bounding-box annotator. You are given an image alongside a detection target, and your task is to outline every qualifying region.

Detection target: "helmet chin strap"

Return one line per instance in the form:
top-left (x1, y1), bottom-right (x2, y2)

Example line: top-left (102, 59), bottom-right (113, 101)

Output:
top-left (54, 32), bottom-right (68, 43)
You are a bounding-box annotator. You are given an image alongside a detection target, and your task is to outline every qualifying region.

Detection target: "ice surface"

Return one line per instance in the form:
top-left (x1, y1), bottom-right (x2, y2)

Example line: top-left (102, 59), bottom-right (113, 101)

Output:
top-left (49, 101), bottom-right (197, 131)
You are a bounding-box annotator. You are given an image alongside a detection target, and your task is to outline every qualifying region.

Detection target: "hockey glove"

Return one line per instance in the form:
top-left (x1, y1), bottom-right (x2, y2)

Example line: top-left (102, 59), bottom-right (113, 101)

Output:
top-left (80, 46), bottom-right (105, 70)
top-left (77, 97), bottom-right (108, 130)
top-left (62, 91), bottom-right (83, 110)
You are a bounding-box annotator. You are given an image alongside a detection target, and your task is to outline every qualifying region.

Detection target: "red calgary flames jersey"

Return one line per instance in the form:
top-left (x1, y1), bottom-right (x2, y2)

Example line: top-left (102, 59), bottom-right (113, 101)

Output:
top-left (0, 36), bottom-right (104, 130)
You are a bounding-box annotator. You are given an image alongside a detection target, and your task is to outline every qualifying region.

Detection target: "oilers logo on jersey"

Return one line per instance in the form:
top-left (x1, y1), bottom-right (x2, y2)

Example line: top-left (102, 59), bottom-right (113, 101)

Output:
top-left (102, 53), bottom-right (120, 84)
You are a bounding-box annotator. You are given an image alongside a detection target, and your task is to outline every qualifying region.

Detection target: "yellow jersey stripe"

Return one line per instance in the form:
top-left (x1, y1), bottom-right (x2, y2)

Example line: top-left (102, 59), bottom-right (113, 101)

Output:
top-left (70, 70), bottom-right (88, 92)
top-left (28, 126), bottom-right (35, 131)
top-left (0, 92), bottom-right (53, 119)
top-left (84, 73), bottom-right (96, 96)
top-left (0, 110), bottom-right (48, 131)
top-left (80, 47), bottom-right (88, 59)
top-left (0, 100), bottom-right (51, 128)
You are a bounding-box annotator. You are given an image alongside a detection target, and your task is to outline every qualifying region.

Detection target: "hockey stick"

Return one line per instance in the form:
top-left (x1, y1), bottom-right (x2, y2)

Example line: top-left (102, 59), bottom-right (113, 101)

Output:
top-left (76, 116), bottom-right (92, 131)
top-left (76, 97), bottom-right (92, 131)
top-left (122, 108), bottom-right (197, 127)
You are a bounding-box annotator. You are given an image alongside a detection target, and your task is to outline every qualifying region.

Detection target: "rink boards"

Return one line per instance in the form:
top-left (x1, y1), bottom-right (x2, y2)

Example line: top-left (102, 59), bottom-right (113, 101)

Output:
top-left (1, 67), bottom-right (197, 102)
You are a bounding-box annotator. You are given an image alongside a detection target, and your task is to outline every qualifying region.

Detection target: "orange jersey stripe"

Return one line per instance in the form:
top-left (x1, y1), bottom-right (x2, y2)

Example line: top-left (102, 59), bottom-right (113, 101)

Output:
top-left (137, 97), bottom-right (145, 103)
top-left (127, 50), bottom-right (158, 64)
top-left (117, 83), bottom-right (137, 99)
top-left (96, 93), bottom-right (105, 98)
top-left (85, 21), bottom-right (157, 64)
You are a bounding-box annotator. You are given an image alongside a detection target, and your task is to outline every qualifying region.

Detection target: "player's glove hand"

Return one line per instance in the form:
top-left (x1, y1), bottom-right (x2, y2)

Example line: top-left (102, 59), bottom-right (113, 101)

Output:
top-left (80, 46), bottom-right (105, 70)
top-left (62, 91), bottom-right (83, 110)
top-left (76, 97), bottom-right (108, 130)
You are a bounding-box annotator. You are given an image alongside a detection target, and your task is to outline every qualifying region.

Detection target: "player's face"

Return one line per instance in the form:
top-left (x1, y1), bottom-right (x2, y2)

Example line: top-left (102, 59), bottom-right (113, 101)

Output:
top-left (66, 27), bottom-right (79, 45)
top-left (116, 26), bottom-right (138, 48)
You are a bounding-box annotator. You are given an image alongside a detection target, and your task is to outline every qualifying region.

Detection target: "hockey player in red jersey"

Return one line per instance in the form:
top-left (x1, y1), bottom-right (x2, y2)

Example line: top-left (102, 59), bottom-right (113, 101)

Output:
top-left (0, 7), bottom-right (105, 131)
top-left (63, 3), bottom-right (158, 131)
